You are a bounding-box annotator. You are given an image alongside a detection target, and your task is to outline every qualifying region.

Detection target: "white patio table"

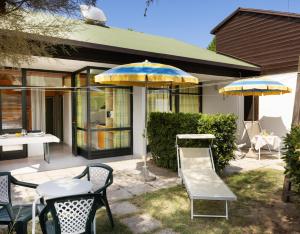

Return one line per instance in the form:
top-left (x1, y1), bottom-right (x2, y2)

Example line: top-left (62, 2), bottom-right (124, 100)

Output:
top-left (0, 133), bottom-right (60, 163)
top-left (251, 134), bottom-right (282, 160)
top-left (32, 178), bottom-right (93, 234)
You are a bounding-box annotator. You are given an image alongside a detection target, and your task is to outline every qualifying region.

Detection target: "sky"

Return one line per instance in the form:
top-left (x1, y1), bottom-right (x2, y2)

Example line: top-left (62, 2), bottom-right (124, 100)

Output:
top-left (96, 0), bottom-right (300, 48)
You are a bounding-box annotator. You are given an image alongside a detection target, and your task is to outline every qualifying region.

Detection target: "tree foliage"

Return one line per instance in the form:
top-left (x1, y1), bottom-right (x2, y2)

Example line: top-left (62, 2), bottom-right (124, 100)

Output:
top-left (282, 125), bottom-right (300, 192)
top-left (0, 0), bottom-right (96, 67)
top-left (207, 36), bottom-right (216, 52)
top-left (144, 0), bottom-right (154, 16)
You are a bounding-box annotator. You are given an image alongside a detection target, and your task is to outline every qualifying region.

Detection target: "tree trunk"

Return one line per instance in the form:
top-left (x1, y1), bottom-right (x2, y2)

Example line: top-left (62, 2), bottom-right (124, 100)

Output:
top-left (282, 175), bottom-right (292, 202)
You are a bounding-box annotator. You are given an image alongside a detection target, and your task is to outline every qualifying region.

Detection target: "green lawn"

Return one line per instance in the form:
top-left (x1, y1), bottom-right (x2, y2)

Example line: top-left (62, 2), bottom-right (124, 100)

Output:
top-left (132, 170), bottom-right (300, 234)
top-left (29, 209), bottom-right (131, 234)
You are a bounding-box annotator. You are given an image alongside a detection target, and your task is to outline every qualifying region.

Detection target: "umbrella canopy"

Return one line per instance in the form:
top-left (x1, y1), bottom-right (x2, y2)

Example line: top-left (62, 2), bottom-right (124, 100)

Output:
top-left (219, 77), bottom-right (292, 96)
top-left (94, 60), bottom-right (198, 87)
top-left (95, 61), bottom-right (198, 182)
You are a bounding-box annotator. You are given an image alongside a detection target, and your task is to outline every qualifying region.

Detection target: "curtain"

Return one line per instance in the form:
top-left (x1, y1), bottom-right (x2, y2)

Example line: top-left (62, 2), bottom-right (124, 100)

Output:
top-left (113, 89), bottom-right (130, 148)
top-left (31, 90), bottom-right (46, 132)
top-left (147, 89), bottom-right (170, 119)
top-left (179, 94), bottom-right (199, 113)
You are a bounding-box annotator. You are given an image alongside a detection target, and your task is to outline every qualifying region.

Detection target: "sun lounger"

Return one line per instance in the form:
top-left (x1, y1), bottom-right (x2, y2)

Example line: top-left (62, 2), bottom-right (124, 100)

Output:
top-left (176, 134), bottom-right (237, 219)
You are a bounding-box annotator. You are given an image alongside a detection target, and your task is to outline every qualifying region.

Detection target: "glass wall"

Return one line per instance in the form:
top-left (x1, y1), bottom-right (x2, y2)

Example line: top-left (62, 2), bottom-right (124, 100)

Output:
top-left (75, 67), bottom-right (132, 158)
top-left (1, 90), bottom-right (22, 129)
top-left (0, 69), bottom-right (24, 158)
top-left (26, 71), bottom-right (69, 135)
top-left (178, 87), bottom-right (200, 113)
top-left (148, 88), bottom-right (171, 113)
top-left (147, 85), bottom-right (201, 115)
top-left (0, 69), bottom-right (23, 130)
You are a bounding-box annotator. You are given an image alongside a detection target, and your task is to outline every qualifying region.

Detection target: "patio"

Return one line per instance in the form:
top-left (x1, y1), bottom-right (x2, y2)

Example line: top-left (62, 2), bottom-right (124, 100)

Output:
top-left (0, 149), bottom-right (287, 234)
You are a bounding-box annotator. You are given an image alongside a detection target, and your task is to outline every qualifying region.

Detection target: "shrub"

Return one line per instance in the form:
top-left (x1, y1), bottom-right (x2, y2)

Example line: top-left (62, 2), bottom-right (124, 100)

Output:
top-left (282, 125), bottom-right (300, 191)
top-left (147, 112), bottom-right (237, 172)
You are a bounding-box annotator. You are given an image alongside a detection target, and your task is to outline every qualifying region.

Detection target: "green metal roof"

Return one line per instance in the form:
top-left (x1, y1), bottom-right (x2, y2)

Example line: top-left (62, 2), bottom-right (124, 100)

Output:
top-left (63, 22), bottom-right (258, 69)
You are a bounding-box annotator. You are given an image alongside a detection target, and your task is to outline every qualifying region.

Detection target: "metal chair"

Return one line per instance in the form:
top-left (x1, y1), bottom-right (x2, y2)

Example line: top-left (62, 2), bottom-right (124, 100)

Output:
top-left (75, 163), bottom-right (114, 227)
top-left (39, 193), bottom-right (101, 234)
top-left (0, 171), bottom-right (38, 234)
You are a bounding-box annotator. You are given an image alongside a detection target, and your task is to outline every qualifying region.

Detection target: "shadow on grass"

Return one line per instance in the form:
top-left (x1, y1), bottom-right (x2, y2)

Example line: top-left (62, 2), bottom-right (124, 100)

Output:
top-left (132, 169), bottom-right (300, 234)
top-left (21, 209), bottom-right (132, 234)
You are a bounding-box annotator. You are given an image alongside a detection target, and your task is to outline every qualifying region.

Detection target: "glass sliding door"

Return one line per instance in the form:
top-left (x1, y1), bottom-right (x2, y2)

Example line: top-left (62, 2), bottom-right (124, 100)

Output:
top-left (74, 67), bottom-right (132, 159)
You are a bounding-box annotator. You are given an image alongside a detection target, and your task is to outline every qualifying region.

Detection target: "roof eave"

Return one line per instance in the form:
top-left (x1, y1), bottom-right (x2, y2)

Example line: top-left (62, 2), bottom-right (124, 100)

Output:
top-left (211, 7), bottom-right (300, 34)
top-left (211, 7), bottom-right (242, 34)
top-left (58, 37), bottom-right (261, 72)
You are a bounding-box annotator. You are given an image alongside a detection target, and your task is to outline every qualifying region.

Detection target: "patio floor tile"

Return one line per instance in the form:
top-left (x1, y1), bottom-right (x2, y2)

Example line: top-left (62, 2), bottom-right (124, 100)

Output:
top-left (109, 187), bottom-right (134, 202)
top-left (111, 201), bottom-right (140, 216)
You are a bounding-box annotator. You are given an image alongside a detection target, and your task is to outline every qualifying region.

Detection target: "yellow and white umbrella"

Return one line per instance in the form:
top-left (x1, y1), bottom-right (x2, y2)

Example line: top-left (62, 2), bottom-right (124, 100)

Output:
top-left (95, 60), bottom-right (199, 181)
top-left (219, 77), bottom-right (292, 121)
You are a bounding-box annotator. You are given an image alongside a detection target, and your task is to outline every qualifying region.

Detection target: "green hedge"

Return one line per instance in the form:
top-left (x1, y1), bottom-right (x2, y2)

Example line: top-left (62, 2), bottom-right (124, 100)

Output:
top-left (147, 112), bottom-right (237, 172)
top-left (282, 125), bottom-right (300, 191)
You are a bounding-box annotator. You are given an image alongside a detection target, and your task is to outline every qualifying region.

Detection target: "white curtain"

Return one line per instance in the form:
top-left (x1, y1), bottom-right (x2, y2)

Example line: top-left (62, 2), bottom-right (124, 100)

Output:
top-left (31, 90), bottom-right (46, 132)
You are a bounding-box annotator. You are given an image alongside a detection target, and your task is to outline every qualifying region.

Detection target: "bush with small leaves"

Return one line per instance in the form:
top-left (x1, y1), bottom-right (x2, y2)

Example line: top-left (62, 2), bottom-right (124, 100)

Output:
top-left (147, 112), bottom-right (237, 173)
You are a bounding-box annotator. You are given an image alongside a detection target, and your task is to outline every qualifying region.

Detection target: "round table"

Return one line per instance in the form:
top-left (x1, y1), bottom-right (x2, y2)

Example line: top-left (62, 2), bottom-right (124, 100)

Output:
top-left (37, 178), bottom-right (92, 198)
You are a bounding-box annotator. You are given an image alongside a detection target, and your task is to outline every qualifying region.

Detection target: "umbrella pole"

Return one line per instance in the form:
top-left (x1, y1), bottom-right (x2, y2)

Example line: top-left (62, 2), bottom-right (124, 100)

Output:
top-left (252, 95), bottom-right (255, 123)
top-left (142, 78), bottom-right (156, 182)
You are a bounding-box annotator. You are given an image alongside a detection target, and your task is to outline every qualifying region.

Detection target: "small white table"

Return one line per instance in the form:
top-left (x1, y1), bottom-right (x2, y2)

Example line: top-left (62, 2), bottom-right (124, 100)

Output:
top-left (251, 135), bottom-right (282, 160)
top-left (32, 178), bottom-right (92, 234)
top-left (0, 134), bottom-right (60, 163)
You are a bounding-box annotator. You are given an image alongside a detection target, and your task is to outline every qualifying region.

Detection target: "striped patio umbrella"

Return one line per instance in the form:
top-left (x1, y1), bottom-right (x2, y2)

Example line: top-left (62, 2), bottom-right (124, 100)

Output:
top-left (94, 60), bottom-right (198, 87)
top-left (219, 77), bottom-right (292, 121)
top-left (219, 78), bottom-right (292, 96)
top-left (95, 61), bottom-right (199, 181)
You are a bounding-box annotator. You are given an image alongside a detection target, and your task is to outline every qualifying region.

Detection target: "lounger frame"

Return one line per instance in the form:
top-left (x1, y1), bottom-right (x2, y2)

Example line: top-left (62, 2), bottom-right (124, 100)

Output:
top-left (176, 134), bottom-right (235, 220)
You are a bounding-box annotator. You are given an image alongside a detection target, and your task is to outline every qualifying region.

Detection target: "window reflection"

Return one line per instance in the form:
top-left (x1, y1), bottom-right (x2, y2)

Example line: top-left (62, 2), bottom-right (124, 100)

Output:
top-left (1, 90), bottom-right (22, 129)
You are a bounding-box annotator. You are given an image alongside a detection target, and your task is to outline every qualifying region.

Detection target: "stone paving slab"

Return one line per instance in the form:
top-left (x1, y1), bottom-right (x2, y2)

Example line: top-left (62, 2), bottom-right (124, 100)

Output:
top-left (108, 186), bottom-right (134, 202)
top-left (121, 214), bottom-right (162, 234)
top-left (111, 201), bottom-right (140, 216)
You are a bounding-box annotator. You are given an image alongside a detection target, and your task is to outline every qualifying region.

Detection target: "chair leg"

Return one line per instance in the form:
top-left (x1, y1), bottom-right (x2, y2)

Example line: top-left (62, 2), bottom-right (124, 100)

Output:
top-left (15, 222), bottom-right (28, 234)
top-left (102, 196), bottom-right (114, 228)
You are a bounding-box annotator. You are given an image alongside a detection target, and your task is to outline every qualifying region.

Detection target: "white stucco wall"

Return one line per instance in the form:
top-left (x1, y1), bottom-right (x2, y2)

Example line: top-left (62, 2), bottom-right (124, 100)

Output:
top-left (133, 87), bottom-right (146, 157)
top-left (202, 84), bottom-right (244, 141)
top-left (258, 72), bottom-right (297, 138)
top-left (63, 92), bottom-right (72, 146)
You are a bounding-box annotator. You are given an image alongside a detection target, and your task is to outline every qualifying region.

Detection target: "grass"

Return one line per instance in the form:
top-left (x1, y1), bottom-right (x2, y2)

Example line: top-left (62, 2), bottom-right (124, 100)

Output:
top-left (131, 169), bottom-right (300, 234)
top-left (27, 209), bottom-right (132, 234)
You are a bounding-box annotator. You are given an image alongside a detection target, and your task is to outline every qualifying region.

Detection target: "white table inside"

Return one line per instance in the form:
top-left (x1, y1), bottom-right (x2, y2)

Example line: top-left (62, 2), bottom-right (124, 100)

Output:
top-left (0, 134), bottom-right (60, 163)
top-left (32, 178), bottom-right (92, 234)
top-left (251, 134), bottom-right (282, 160)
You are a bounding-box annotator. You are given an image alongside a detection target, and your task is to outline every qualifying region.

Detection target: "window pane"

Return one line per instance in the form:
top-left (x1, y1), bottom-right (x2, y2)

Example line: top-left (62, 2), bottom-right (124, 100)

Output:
top-left (91, 130), bottom-right (130, 150)
top-left (147, 89), bottom-right (170, 118)
top-left (76, 71), bottom-right (87, 87)
top-left (182, 87), bottom-right (199, 94)
top-left (90, 88), bottom-right (131, 129)
top-left (0, 69), bottom-right (21, 86)
top-left (26, 71), bottom-right (67, 87)
top-left (77, 89), bottom-right (87, 128)
top-left (179, 94), bottom-right (199, 113)
top-left (2, 90), bottom-right (22, 129)
top-left (77, 129), bottom-right (87, 149)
